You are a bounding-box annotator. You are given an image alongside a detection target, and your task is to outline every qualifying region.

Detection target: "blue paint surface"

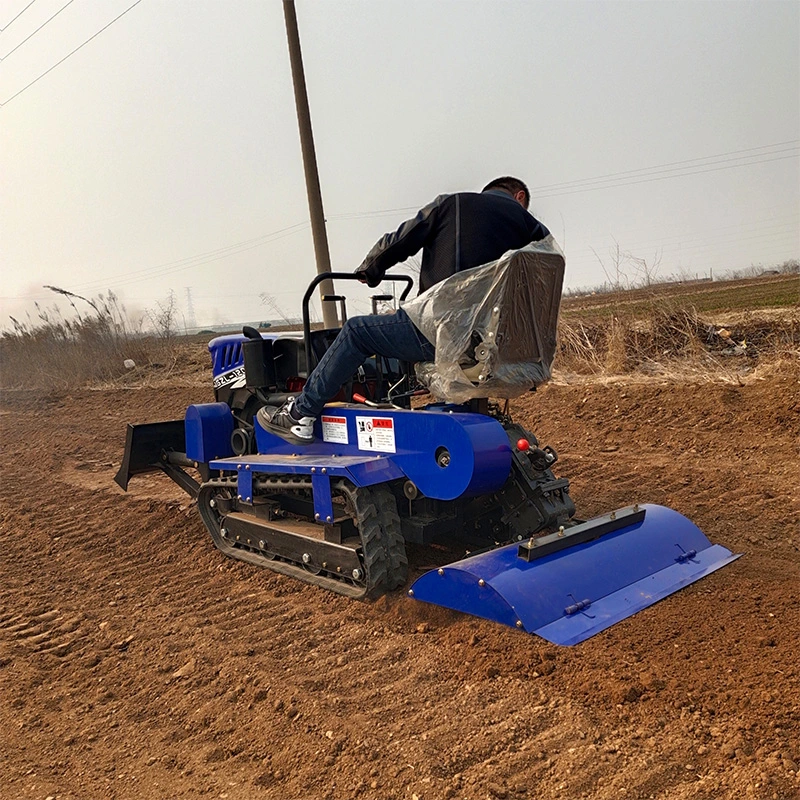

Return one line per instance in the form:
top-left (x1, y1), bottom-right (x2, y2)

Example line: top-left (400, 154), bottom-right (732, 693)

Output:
top-left (409, 504), bottom-right (741, 645)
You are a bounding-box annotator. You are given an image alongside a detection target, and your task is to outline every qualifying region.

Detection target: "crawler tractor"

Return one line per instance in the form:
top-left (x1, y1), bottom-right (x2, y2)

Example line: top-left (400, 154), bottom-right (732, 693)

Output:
top-left (115, 245), bottom-right (739, 645)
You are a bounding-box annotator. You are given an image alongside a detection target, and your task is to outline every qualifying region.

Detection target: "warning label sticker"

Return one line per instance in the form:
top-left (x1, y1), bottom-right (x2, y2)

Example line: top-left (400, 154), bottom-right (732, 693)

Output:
top-left (321, 415), bottom-right (349, 445)
top-left (355, 416), bottom-right (396, 454)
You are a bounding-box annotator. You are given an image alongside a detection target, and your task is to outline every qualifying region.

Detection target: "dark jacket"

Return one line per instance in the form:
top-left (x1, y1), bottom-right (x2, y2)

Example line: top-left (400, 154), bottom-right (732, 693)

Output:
top-left (355, 189), bottom-right (550, 293)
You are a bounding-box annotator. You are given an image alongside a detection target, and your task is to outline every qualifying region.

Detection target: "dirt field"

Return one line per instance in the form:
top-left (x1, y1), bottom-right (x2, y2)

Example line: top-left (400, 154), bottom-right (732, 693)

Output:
top-left (1, 362), bottom-right (798, 800)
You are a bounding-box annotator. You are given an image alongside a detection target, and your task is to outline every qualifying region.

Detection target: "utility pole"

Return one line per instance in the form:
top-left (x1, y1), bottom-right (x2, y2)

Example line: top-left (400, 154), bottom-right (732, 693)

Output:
top-left (282, 0), bottom-right (338, 329)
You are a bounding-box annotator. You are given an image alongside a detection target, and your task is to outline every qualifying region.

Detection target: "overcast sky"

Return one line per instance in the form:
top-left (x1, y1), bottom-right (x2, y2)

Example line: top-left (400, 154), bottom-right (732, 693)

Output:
top-left (1, 0), bottom-right (798, 330)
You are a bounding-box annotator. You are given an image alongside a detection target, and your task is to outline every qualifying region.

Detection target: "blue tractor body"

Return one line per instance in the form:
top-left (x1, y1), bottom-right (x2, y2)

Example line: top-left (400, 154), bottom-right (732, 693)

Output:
top-left (115, 268), bottom-right (739, 644)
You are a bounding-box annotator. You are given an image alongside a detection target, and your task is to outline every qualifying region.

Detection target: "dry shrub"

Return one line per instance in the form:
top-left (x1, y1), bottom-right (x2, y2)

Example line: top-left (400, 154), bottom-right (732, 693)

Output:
top-left (626, 307), bottom-right (707, 364)
top-left (555, 320), bottom-right (605, 374)
top-left (605, 317), bottom-right (629, 372)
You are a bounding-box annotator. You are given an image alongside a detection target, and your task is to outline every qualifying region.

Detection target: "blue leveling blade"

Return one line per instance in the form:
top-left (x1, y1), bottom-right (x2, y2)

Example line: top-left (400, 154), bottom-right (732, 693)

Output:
top-left (407, 504), bottom-right (741, 646)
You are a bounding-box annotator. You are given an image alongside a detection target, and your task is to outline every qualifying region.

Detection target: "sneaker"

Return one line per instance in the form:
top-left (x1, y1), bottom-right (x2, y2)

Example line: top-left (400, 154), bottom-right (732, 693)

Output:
top-left (260, 398), bottom-right (315, 445)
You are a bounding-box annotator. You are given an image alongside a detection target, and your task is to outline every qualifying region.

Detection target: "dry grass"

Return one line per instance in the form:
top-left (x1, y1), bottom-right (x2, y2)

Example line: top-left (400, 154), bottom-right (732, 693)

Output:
top-left (0, 292), bottom-right (203, 391)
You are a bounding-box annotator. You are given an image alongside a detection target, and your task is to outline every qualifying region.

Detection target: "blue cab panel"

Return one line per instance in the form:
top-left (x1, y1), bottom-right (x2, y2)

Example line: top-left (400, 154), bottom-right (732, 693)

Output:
top-left (248, 404), bottom-right (512, 500)
top-left (185, 403), bottom-right (235, 463)
top-left (205, 404), bottom-right (511, 521)
top-left (408, 504), bottom-right (742, 646)
top-left (208, 331), bottom-right (301, 377)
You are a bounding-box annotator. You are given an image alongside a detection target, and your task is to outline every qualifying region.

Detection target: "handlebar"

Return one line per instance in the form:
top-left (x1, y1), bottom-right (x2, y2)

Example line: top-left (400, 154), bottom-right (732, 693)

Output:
top-left (302, 273), bottom-right (415, 372)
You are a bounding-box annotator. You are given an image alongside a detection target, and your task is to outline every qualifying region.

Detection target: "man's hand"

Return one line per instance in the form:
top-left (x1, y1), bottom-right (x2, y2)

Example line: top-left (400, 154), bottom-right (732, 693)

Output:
top-left (355, 266), bottom-right (382, 288)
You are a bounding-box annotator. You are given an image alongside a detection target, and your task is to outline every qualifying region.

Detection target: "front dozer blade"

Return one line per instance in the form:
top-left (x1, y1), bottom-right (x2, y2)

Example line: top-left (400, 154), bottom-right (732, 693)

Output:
top-left (114, 420), bottom-right (189, 491)
top-left (408, 504), bottom-right (741, 646)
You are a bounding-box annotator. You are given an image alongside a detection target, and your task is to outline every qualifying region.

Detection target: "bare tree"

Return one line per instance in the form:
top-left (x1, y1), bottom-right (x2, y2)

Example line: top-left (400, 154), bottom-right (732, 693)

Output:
top-left (626, 248), bottom-right (663, 287)
top-left (147, 290), bottom-right (178, 339)
top-left (591, 238), bottom-right (631, 291)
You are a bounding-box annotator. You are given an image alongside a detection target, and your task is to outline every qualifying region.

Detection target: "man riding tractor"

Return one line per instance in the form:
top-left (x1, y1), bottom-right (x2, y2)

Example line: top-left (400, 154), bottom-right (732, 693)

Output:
top-left (263, 176), bottom-right (550, 445)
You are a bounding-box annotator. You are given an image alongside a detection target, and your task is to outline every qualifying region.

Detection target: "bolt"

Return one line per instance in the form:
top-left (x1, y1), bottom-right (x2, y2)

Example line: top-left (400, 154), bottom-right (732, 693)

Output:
top-left (336, 566), bottom-right (342, 573)
top-left (220, 527), bottom-right (228, 538)
top-left (245, 464), bottom-right (250, 470)
top-left (314, 513), bottom-right (320, 520)
top-left (407, 589), bottom-right (414, 597)
top-left (237, 464), bottom-right (242, 470)
top-left (558, 526), bottom-right (565, 537)
top-left (516, 620), bottom-right (523, 629)
top-left (237, 495), bottom-right (242, 501)
top-left (352, 568), bottom-right (362, 580)
top-left (209, 499), bottom-right (216, 508)
top-left (633, 503), bottom-right (640, 512)
top-left (610, 511), bottom-right (617, 520)
top-left (478, 579), bottom-right (486, 587)
top-left (311, 467), bottom-right (316, 473)
top-left (326, 515), bottom-right (332, 523)
top-left (321, 467), bottom-right (327, 474)
top-left (438, 568), bottom-right (445, 576)
top-left (259, 540), bottom-right (265, 549)
top-left (302, 553), bottom-right (310, 564)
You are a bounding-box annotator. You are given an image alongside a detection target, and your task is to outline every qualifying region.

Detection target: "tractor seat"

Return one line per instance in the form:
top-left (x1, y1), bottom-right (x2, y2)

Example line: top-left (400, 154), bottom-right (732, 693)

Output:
top-left (401, 237), bottom-right (566, 403)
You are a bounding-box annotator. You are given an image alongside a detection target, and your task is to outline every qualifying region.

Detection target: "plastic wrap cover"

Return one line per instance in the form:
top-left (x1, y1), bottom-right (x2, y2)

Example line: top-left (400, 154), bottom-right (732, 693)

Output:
top-left (402, 236), bottom-right (565, 403)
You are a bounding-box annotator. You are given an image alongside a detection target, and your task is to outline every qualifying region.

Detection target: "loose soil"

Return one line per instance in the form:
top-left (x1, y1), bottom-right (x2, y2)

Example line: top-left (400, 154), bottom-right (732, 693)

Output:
top-left (1, 366), bottom-right (798, 800)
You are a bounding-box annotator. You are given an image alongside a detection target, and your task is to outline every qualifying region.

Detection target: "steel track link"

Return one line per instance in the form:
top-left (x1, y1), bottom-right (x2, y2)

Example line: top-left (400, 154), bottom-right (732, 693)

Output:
top-left (196, 475), bottom-right (407, 599)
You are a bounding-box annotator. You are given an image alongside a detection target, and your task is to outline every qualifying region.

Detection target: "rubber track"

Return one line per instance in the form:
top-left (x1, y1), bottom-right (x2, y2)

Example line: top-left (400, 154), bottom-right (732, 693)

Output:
top-left (369, 486), bottom-right (409, 591)
top-left (197, 479), bottom-right (408, 599)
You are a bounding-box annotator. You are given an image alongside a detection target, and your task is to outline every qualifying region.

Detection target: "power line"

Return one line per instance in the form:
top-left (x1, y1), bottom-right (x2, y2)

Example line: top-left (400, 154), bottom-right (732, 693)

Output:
top-left (567, 229), bottom-right (800, 268)
top-left (1, 0), bottom-right (77, 61)
top-left (531, 149), bottom-right (798, 196)
top-left (328, 206), bottom-right (419, 221)
top-left (57, 221), bottom-right (311, 293)
top-left (0, 0), bottom-right (37, 32)
top-left (80, 221), bottom-right (309, 285)
top-left (325, 143), bottom-right (799, 219)
top-left (531, 153), bottom-right (799, 200)
top-left (0, 0), bottom-right (142, 107)
top-left (0, 221), bottom-right (312, 301)
top-left (530, 140), bottom-right (800, 192)
top-left (565, 215), bottom-right (800, 260)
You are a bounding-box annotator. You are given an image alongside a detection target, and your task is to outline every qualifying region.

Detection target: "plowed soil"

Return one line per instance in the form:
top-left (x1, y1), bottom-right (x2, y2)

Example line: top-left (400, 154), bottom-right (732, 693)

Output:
top-left (1, 366), bottom-right (798, 800)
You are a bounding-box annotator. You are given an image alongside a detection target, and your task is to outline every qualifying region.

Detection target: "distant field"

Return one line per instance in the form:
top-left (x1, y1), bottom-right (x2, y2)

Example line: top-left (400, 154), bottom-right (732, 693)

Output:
top-left (562, 274), bottom-right (798, 319)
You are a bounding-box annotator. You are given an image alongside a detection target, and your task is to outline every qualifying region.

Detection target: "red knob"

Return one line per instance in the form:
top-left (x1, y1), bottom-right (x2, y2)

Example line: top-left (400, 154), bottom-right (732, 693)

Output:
top-left (517, 438), bottom-right (530, 451)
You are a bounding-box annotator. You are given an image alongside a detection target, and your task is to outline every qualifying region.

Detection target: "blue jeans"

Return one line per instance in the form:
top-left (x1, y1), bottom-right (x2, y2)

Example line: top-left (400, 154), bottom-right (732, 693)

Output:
top-left (294, 308), bottom-right (435, 418)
